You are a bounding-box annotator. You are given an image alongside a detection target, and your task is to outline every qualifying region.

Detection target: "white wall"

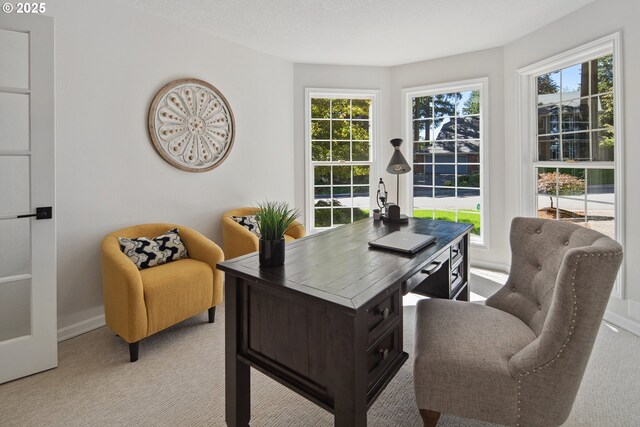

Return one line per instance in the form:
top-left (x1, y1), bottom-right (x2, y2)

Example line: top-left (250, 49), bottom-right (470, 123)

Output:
top-left (48, 0), bottom-right (294, 334)
top-left (503, 0), bottom-right (640, 330)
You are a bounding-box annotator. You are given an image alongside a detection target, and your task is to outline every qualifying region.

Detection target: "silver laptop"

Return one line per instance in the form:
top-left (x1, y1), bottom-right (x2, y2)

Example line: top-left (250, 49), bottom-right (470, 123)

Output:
top-left (369, 231), bottom-right (436, 254)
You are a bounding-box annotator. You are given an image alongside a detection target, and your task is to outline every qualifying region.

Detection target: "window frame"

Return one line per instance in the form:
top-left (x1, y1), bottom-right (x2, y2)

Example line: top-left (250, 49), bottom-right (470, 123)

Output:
top-left (304, 88), bottom-right (380, 233)
top-left (401, 77), bottom-right (489, 247)
top-left (516, 32), bottom-right (625, 298)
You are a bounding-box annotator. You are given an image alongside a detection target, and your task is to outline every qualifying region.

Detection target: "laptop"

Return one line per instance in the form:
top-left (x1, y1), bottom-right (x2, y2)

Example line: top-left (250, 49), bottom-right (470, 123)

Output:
top-left (368, 231), bottom-right (436, 254)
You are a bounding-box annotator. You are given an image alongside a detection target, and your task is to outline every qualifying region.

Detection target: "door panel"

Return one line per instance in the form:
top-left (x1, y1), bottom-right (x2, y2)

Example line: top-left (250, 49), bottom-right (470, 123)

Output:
top-left (0, 218), bottom-right (30, 277)
top-left (0, 279), bottom-right (31, 341)
top-left (0, 13), bottom-right (56, 384)
top-left (0, 156), bottom-right (30, 213)
top-left (0, 92), bottom-right (30, 150)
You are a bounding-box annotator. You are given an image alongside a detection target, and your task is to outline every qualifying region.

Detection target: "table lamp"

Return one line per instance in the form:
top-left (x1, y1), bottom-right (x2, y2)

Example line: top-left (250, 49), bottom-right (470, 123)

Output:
top-left (382, 138), bottom-right (411, 223)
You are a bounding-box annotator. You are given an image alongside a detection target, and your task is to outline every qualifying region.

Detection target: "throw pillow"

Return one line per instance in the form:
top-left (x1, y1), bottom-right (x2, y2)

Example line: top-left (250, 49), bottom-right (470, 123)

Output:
top-left (231, 215), bottom-right (261, 237)
top-left (118, 228), bottom-right (188, 270)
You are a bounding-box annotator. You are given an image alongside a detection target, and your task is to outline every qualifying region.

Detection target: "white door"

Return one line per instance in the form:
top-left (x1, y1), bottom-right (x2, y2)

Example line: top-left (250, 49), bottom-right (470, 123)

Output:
top-left (0, 13), bottom-right (56, 384)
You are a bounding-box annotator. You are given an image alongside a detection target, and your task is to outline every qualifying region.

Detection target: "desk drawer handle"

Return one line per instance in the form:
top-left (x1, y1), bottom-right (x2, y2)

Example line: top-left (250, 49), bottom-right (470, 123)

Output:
top-left (378, 348), bottom-right (390, 360)
top-left (378, 307), bottom-right (390, 320)
top-left (452, 247), bottom-right (460, 257)
top-left (421, 261), bottom-right (443, 275)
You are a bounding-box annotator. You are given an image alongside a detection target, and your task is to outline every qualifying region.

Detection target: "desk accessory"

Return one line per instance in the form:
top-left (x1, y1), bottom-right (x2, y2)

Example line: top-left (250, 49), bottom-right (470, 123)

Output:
top-left (382, 138), bottom-right (411, 223)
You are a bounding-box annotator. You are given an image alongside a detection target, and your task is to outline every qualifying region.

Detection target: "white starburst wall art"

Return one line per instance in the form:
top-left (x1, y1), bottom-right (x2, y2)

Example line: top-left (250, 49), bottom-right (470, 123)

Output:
top-left (148, 78), bottom-right (235, 172)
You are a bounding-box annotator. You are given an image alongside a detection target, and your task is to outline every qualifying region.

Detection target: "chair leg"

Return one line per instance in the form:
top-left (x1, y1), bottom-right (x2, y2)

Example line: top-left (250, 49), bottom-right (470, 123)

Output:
top-left (129, 341), bottom-right (139, 363)
top-left (419, 409), bottom-right (441, 427)
top-left (208, 307), bottom-right (216, 323)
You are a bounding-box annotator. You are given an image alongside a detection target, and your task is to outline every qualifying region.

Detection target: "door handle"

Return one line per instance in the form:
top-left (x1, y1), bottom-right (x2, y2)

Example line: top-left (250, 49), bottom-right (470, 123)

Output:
top-left (16, 207), bottom-right (53, 220)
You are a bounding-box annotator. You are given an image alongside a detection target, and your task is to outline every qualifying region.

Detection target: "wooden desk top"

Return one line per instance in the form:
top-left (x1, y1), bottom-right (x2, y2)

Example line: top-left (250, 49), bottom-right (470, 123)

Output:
top-left (218, 218), bottom-right (472, 311)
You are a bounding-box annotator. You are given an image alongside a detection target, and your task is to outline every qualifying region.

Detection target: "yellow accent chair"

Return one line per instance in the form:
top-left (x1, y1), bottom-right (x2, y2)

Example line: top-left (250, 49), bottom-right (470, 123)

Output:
top-left (101, 223), bottom-right (224, 362)
top-left (221, 207), bottom-right (305, 260)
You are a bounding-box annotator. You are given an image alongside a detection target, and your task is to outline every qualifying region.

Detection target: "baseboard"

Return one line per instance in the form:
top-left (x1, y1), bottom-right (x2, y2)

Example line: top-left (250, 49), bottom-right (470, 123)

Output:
top-left (57, 314), bottom-right (106, 342)
top-left (604, 310), bottom-right (640, 337)
top-left (470, 259), bottom-right (510, 273)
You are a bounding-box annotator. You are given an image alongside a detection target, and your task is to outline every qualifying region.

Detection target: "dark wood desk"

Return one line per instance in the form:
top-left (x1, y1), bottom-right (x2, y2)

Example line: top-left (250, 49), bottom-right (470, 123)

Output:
top-left (218, 218), bottom-right (472, 427)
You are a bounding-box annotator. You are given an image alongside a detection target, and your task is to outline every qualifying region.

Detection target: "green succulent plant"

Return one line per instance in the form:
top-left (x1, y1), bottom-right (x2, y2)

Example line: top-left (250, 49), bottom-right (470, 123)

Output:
top-left (255, 201), bottom-right (300, 241)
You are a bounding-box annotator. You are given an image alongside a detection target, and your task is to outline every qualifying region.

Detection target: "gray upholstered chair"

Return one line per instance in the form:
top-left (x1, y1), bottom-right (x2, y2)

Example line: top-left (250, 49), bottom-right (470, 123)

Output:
top-left (413, 217), bottom-right (623, 427)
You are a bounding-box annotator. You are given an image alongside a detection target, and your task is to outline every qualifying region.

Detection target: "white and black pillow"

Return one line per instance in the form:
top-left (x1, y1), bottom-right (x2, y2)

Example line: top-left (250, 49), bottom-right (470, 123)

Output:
top-left (231, 215), bottom-right (261, 237)
top-left (118, 228), bottom-right (188, 270)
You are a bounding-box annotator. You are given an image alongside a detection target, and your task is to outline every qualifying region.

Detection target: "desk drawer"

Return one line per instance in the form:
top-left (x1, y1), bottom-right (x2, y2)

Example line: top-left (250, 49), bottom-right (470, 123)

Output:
top-left (367, 325), bottom-right (401, 388)
top-left (451, 238), bottom-right (464, 266)
top-left (365, 288), bottom-right (400, 343)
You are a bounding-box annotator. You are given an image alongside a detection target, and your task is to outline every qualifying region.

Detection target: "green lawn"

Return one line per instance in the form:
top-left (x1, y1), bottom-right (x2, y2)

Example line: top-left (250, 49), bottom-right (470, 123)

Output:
top-left (413, 209), bottom-right (481, 236)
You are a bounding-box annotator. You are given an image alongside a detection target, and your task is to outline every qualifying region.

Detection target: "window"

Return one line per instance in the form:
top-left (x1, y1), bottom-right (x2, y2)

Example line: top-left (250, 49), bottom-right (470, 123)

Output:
top-left (535, 54), bottom-right (616, 239)
top-left (518, 33), bottom-right (623, 297)
top-left (404, 79), bottom-right (487, 244)
top-left (305, 91), bottom-right (376, 231)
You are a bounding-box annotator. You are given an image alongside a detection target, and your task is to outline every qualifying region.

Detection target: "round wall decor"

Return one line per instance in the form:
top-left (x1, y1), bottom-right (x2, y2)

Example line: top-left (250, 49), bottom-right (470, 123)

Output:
top-left (148, 78), bottom-right (235, 172)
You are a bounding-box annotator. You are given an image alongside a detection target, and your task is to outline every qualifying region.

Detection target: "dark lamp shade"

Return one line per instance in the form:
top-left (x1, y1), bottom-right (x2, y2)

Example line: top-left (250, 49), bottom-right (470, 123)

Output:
top-left (386, 150), bottom-right (411, 175)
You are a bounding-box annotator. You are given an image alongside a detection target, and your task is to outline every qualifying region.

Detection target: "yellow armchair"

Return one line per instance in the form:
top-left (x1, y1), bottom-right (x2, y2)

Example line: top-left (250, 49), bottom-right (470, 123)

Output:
top-left (221, 207), bottom-right (305, 260)
top-left (101, 223), bottom-right (224, 362)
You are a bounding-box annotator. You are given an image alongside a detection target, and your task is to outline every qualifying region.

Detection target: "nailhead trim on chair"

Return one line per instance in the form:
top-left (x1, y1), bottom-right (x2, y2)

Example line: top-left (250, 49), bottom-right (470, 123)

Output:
top-left (514, 251), bottom-right (622, 427)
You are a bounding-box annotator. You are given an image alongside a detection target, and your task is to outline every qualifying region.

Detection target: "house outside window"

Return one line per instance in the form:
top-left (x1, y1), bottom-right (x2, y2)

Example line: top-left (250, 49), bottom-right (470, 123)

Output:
top-left (305, 90), bottom-right (377, 232)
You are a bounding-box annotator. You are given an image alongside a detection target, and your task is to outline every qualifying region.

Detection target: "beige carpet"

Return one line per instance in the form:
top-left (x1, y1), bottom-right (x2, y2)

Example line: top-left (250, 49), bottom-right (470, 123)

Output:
top-left (1, 272), bottom-right (640, 426)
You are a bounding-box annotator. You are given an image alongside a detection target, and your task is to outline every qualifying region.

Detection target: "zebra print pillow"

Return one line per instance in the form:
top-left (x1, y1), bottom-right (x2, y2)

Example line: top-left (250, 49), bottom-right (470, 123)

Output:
top-left (118, 228), bottom-right (188, 270)
top-left (231, 215), bottom-right (261, 237)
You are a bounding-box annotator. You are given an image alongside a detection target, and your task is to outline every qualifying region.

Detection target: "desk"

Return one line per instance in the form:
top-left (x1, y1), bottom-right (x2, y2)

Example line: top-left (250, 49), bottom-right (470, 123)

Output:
top-left (218, 218), bottom-right (472, 426)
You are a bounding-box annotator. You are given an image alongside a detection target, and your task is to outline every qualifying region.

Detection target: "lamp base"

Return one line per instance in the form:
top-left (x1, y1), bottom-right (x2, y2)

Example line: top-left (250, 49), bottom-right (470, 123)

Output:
top-left (381, 214), bottom-right (409, 224)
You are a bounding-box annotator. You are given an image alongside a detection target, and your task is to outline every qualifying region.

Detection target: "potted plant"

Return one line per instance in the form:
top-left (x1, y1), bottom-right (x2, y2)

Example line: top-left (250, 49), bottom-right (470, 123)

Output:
top-left (255, 200), bottom-right (300, 267)
top-left (372, 208), bottom-right (381, 220)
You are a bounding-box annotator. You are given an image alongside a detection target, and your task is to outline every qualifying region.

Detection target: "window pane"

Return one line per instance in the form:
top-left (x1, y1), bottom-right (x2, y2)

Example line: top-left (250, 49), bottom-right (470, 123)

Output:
top-left (352, 120), bottom-right (369, 140)
top-left (332, 166), bottom-right (351, 185)
top-left (537, 71), bottom-right (560, 96)
top-left (562, 132), bottom-right (590, 160)
top-left (458, 140), bottom-right (480, 163)
top-left (591, 130), bottom-right (614, 161)
top-left (314, 209), bottom-right (331, 228)
top-left (413, 151), bottom-right (431, 164)
top-left (586, 200), bottom-right (615, 238)
top-left (333, 186), bottom-right (351, 207)
top-left (435, 164), bottom-right (455, 186)
top-left (433, 94), bottom-right (457, 118)
top-left (457, 90), bottom-right (480, 116)
top-left (457, 188), bottom-right (480, 210)
top-left (590, 55), bottom-right (613, 94)
top-left (413, 164), bottom-right (433, 186)
top-left (331, 99), bottom-right (350, 119)
top-left (436, 119), bottom-right (456, 140)
top-left (537, 168), bottom-right (559, 219)
top-left (351, 99), bottom-right (370, 119)
top-left (538, 104), bottom-right (560, 134)
top-left (456, 116), bottom-right (479, 139)
top-left (538, 135), bottom-right (560, 161)
top-left (586, 169), bottom-right (615, 238)
top-left (314, 187), bottom-right (331, 207)
top-left (353, 165), bottom-right (369, 185)
top-left (432, 141), bottom-right (455, 163)
top-left (591, 94), bottom-right (613, 129)
top-left (434, 187), bottom-right (456, 211)
top-left (457, 164), bottom-right (480, 188)
top-left (332, 120), bottom-right (350, 140)
top-left (352, 141), bottom-right (370, 161)
top-left (311, 98), bottom-right (330, 118)
top-left (314, 166), bottom-right (330, 185)
top-left (312, 141), bottom-right (330, 161)
top-left (311, 120), bottom-right (330, 139)
top-left (413, 96), bottom-right (433, 119)
top-left (353, 186), bottom-right (369, 208)
top-left (561, 62), bottom-right (589, 101)
top-left (332, 141), bottom-right (350, 161)
top-left (562, 97), bottom-right (590, 132)
top-left (413, 120), bottom-right (428, 141)
top-left (333, 208), bottom-right (351, 224)
top-left (353, 208), bottom-right (369, 221)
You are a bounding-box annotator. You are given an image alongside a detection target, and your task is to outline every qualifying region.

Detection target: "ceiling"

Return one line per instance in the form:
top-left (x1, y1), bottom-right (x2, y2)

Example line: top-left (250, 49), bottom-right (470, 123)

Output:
top-left (119, 0), bottom-right (595, 66)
